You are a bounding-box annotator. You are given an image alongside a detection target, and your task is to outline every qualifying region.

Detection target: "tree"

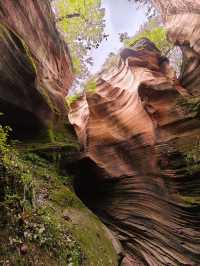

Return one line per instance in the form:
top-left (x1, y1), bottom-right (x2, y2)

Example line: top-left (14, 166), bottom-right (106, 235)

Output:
top-left (123, 17), bottom-right (172, 54)
top-left (119, 32), bottom-right (129, 43)
top-left (128, 0), bottom-right (156, 18)
top-left (52, 0), bottom-right (106, 80)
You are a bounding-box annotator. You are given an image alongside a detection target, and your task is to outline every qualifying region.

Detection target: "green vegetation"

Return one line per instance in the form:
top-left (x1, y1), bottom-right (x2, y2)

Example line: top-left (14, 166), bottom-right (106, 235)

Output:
top-left (0, 125), bottom-right (118, 265)
top-left (184, 138), bottom-right (200, 175)
top-left (180, 196), bottom-right (200, 206)
top-left (123, 18), bottom-right (172, 54)
top-left (0, 124), bottom-right (11, 154)
top-left (66, 93), bottom-right (82, 106)
top-left (53, 0), bottom-right (106, 79)
top-left (173, 128), bottom-right (200, 175)
top-left (175, 97), bottom-right (200, 174)
top-left (84, 78), bottom-right (97, 93)
top-left (21, 39), bottom-right (37, 73)
top-left (178, 96), bottom-right (200, 117)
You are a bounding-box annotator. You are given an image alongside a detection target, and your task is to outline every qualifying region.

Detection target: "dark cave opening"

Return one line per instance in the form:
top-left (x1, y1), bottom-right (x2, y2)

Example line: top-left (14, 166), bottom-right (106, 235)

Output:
top-left (70, 157), bottom-right (124, 233)
top-left (72, 158), bottom-right (112, 213)
top-left (70, 155), bottom-right (200, 266)
top-left (0, 100), bottom-right (46, 141)
top-left (71, 157), bottom-right (125, 264)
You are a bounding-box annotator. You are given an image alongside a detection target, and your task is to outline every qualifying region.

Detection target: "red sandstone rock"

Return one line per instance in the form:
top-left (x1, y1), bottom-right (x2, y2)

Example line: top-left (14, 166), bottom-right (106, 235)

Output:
top-left (0, 0), bottom-right (73, 133)
top-left (69, 1), bottom-right (200, 264)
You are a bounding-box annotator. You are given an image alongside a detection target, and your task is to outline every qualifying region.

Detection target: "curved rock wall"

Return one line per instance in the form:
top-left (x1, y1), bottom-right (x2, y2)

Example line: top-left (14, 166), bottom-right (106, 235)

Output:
top-left (69, 4), bottom-right (200, 264)
top-left (0, 0), bottom-right (73, 134)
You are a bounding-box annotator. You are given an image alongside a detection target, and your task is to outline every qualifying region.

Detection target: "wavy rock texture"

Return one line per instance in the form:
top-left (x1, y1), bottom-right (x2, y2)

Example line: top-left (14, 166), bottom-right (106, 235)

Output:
top-left (0, 2), bottom-right (121, 265)
top-left (0, 0), bottom-right (73, 135)
top-left (152, 0), bottom-right (200, 98)
top-left (69, 3), bottom-right (200, 265)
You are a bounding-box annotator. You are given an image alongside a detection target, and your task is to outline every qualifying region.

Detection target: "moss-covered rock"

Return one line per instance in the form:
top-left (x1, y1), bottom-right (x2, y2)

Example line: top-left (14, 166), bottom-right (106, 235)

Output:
top-left (0, 1), bottom-right (74, 138)
top-left (0, 135), bottom-right (119, 266)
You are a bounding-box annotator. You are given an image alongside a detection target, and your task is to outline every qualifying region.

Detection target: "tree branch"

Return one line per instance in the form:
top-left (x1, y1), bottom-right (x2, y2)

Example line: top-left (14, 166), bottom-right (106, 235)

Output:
top-left (56, 13), bottom-right (80, 22)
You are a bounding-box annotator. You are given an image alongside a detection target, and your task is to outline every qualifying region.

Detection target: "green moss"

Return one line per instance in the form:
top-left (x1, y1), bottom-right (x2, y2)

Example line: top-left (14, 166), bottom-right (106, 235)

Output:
top-left (180, 196), bottom-right (200, 206)
top-left (40, 86), bottom-right (61, 115)
top-left (50, 186), bottom-right (84, 209)
top-left (45, 128), bottom-right (55, 142)
top-left (0, 23), bottom-right (13, 42)
top-left (20, 141), bottom-right (79, 153)
top-left (0, 23), bottom-right (37, 74)
top-left (30, 120), bottom-right (78, 146)
top-left (70, 211), bottom-right (118, 266)
top-left (0, 134), bottom-right (118, 265)
top-left (35, 176), bottom-right (118, 265)
top-left (123, 19), bottom-right (172, 54)
top-left (84, 79), bottom-right (97, 93)
top-left (4, 24), bottom-right (71, 117)
top-left (175, 133), bottom-right (200, 176)
top-left (66, 94), bottom-right (81, 106)
top-left (21, 40), bottom-right (37, 73)
top-left (0, 23), bottom-right (64, 122)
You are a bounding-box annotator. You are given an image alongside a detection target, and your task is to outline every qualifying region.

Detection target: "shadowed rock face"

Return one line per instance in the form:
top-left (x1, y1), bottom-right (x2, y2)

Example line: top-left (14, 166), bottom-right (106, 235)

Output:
top-left (0, 1), bottom-right (73, 135)
top-left (1, 0), bottom-right (199, 264)
top-left (69, 4), bottom-right (200, 265)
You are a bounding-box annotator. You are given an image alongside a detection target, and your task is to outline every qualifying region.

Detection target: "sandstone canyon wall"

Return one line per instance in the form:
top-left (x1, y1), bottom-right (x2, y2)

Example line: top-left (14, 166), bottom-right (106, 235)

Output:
top-left (0, 0), bottom-right (199, 265)
top-left (0, 1), bottom-right (119, 265)
top-left (0, 0), bottom-right (74, 138)
top-left (69, 1), bottom-right (200, 265)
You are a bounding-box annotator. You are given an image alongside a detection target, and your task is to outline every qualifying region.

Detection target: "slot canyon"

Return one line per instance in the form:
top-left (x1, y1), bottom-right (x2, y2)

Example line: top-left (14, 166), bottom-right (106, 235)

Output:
top-left (0, 0), bottom-right (200, 265)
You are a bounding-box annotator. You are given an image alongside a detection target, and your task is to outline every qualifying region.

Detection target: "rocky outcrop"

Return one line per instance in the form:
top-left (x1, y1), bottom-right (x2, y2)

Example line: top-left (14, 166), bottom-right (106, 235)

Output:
top-left (0, 0), bottom-right (199, 265)
top-left (0, 2), bottom-right (120, 265)
top-left (152, 0), bottom-right (200, 91)
top-left (0, 1), bottom-right (73, 137)
top-left (69, 2), bottom-right (200, 265)
top-left (0, 139), bottom-right (120, 265)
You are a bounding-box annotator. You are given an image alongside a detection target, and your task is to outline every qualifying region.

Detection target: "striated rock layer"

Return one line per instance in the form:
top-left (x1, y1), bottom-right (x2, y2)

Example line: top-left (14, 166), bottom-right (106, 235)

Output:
top-left (69, 2), bottom-right (200, 265)
top-left (0, 1), bottom-right (120, 265)
top-left (0, 0), bottom-right (73, 136)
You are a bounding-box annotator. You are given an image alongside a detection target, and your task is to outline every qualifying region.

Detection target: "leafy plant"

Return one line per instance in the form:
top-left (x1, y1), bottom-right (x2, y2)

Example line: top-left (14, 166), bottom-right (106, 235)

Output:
top-left (181, 136), bottom-right (200, 175)
top-left (66, 93), bottom-right (81, 106)
top-left (124, 18), bottom-right (172, 54)
top-left (84, 78), bottom-right (97, 93)
top-left (0, 123), bottom-right (35, 211)
top-left (178, 97), bottom-right (200, 117)
top-left (0, 125), bottom-right (11, 154)
top-left (53, 0), bottom-right (106, 79)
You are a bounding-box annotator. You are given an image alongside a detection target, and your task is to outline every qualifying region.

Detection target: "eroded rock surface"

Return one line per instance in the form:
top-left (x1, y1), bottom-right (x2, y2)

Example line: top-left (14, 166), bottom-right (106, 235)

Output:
top-left (69, 2), bottom-right (200, 264)
top-left (0, 3), bottom-right (121, 265)
top-left (0, 0), bottom-right (73, 136)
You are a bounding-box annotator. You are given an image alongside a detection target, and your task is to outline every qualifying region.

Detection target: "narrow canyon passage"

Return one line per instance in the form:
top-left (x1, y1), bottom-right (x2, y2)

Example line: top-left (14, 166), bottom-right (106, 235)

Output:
top-left (69, 34), bottom-right (200, 265)
top-left (0, 0), bottom-right (200, 265)
top-left (74, 158), bottom-right (200, 265)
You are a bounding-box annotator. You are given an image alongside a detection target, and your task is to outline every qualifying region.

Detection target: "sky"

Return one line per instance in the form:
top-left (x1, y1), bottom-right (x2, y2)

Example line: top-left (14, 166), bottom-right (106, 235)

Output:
top-left (89, 0), bottom-right (147, 74)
